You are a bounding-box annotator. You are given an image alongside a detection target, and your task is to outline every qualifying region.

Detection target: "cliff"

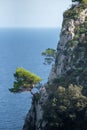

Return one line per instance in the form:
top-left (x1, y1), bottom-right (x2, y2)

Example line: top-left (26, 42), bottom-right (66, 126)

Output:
top-left (23, 3), bottom-right (87, 130)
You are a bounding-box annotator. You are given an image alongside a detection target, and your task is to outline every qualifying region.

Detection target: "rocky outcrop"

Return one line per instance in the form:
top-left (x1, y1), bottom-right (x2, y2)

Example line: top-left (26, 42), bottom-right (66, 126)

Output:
top-left (23, 87), bottom-right (48, 130)
top-left (23, 3), bottom-right (87, 130)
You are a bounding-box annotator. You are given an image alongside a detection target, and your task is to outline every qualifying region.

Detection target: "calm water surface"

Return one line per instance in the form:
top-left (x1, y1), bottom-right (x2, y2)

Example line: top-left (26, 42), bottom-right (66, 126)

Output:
top-left (0, 28), bottom-right (59, 130)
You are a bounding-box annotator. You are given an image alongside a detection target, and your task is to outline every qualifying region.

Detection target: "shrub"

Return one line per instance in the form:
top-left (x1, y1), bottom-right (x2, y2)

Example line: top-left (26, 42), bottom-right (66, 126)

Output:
top-left (43, 84), bottom-right (87, 129)
top-left (9, 67), bottom-right (42, 92)
top-left (42, 48), bottom-right (56, 65)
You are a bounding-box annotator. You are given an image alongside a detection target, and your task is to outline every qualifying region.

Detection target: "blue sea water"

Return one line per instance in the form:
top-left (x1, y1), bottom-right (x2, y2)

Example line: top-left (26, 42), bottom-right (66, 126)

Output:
top-left (0, 28), bottom-right (60, 130)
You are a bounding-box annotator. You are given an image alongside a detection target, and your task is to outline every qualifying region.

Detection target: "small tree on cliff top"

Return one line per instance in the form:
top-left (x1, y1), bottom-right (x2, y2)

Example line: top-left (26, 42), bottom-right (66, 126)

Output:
top-left (9, 67), bottom-right (42, 93)
top-left (42, 48), bottom-right (56, 65)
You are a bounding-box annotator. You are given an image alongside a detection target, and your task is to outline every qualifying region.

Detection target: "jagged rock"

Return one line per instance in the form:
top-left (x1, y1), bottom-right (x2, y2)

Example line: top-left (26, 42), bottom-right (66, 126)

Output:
top-left (23, 87), bottom-right (48, 130)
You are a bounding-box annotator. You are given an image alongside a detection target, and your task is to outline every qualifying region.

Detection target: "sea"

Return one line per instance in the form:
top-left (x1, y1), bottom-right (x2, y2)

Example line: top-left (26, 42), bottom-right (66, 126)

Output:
top-left (0, 28), bottom-right (60, 130)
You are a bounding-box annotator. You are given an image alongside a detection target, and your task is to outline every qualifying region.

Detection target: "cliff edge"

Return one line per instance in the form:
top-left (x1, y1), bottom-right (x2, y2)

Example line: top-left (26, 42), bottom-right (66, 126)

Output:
top-left (23, 3), bottom-right (87, 130)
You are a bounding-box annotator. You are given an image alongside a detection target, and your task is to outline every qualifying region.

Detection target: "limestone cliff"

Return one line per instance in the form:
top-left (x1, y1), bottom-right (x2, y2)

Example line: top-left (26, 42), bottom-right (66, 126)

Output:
top-left (23, 3), bottom-right (87, 130)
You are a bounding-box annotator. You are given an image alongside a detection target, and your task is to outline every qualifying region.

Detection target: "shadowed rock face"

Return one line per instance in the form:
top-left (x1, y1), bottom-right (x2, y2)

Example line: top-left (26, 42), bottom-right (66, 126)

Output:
top-left (23, 3), bottom-right (87, 130)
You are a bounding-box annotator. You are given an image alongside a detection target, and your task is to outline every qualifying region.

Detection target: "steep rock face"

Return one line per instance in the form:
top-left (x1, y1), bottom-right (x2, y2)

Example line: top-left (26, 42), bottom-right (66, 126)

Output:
top-left (23, 87), bottom-right (48, 130)
top-left (48, 4), bottom-right (87, 92)
top-left (23, 3), bottom-right (87, 130)
top-left (49, 4), bottom-right (87, 81)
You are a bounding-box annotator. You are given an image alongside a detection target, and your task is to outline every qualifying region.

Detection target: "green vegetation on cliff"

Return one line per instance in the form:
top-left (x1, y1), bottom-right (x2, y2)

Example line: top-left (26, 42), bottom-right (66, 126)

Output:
top-left (63, 3), bottom-right (87, 21)
top-left (44, 84), bottom-right (87, 130)
top-left (72, 0), bottom-right (87, 3)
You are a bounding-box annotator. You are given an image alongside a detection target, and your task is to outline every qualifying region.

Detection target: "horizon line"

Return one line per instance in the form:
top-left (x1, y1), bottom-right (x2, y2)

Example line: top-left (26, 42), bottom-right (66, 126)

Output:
top-left (0, 26), bottom-right (61, 29)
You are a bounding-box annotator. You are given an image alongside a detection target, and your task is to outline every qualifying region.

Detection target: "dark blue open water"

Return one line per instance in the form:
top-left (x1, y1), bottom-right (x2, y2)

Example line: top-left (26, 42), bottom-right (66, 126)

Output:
top-left (0, 28), bottom-right (59, 130)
